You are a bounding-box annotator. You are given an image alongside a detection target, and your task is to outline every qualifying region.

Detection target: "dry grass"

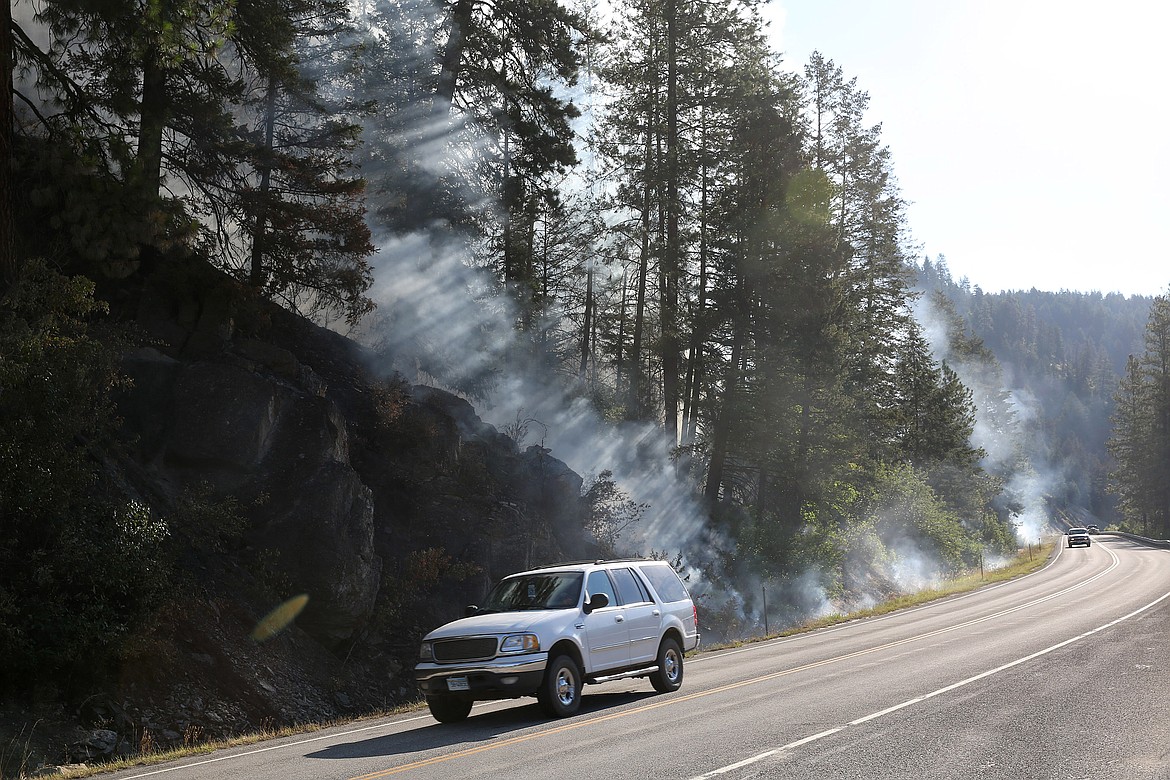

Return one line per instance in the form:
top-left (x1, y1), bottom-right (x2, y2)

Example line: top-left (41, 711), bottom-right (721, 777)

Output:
top-left (705, 538), bottom-right (1058, 651)
top-left (26, 702), bottom-right (425, 780)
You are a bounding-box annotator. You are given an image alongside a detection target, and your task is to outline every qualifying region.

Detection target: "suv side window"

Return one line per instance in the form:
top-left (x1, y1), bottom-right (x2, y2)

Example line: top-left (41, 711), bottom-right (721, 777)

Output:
top-left (585, 569), bottom-right (618, 608)
top-left (637, 562), bottom-right (689, 603)
top-left (612, 567), bottom-right (650, 605)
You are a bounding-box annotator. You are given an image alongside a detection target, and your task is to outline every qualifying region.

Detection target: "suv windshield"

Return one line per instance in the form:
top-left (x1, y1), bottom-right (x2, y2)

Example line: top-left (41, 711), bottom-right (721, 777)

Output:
top-left (481, 572), bottom-right (583, 612)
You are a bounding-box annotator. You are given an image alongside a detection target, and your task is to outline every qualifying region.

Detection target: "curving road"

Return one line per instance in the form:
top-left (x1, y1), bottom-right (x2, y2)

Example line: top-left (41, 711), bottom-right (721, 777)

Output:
top-left (106, 535), bottom-right (1170, 780)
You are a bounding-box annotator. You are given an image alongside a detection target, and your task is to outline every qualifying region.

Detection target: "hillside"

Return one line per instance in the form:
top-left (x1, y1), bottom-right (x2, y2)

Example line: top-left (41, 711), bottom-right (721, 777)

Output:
top-left (916, 256), bottom-right (1154, 524)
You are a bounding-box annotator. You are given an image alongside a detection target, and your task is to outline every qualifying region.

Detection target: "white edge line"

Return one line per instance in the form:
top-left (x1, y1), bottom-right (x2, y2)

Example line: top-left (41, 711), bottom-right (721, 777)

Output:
top-left (782, 727), bottom-right (846, 750)
top-left (689, 728), bottom-right (845, 779)
top-left (849, 698), bottom-right (924, 726)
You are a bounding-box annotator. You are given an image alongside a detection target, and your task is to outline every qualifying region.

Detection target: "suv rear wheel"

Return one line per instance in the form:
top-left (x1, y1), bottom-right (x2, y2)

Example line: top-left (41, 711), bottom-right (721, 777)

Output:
top-left (538, 654), bottom-right (582, 717)
top-left (650, 637), bottom-right (683, 693)
top-left (426, 694), bottom-right (472, 723)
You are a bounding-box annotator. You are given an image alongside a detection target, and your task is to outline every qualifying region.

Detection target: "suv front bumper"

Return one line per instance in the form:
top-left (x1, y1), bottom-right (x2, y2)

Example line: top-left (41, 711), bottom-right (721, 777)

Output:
top-left (415, 654), bottom-right (547, 698)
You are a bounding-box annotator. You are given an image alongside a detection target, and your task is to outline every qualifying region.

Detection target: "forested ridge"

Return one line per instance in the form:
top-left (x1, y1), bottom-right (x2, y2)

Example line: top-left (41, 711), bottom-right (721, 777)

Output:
top-left (0, 0), bottom-right (1157, 769)
top-left (917, 258), bottom-right (1154, 531)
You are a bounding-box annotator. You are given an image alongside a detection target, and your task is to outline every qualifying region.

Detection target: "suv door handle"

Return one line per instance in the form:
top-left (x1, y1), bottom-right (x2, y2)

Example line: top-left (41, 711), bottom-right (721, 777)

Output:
top-left (615, 615), bottom-right (624, 623)
top-left (652, 609), bottom-right (661, 617)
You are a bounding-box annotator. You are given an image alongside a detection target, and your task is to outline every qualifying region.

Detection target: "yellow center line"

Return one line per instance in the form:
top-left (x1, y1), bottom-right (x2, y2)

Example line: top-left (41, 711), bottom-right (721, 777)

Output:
top-left (351, 552), bottom-right (1119, 779)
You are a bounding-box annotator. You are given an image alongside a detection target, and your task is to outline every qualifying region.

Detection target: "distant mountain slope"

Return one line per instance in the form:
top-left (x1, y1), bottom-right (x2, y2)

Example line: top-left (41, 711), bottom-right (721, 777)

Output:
top-left (916, 257), bottom-right (1154, 524)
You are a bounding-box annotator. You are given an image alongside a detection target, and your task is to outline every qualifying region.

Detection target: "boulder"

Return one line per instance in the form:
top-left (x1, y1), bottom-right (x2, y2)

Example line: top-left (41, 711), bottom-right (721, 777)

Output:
top-left (118, 345), bottom-right (380, 647)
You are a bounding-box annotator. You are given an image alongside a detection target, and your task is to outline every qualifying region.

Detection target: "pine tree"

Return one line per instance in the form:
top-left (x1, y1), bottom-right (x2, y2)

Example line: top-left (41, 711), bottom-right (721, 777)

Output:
top-left (233, 0), bottom-right (375, 323)
top-left (1109, 354), bottom-right (1156, 534)
top-left (1110, 296), bottom-right (1170, 536)
top-left (14, 0), bottom-right (374, 319)
top-left (437, 0), bottom-right (587, 311)
top-left (15, 0), bottom-right (239, 271)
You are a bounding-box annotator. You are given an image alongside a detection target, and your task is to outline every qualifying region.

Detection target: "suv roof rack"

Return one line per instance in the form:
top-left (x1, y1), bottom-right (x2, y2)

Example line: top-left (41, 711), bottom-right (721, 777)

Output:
top-left (528, 557), bottom-right (654, 570)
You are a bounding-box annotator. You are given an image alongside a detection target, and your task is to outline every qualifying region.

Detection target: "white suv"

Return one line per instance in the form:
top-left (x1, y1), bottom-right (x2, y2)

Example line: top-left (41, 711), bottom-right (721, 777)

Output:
top-left (414, 559), bottom-right (701, 722)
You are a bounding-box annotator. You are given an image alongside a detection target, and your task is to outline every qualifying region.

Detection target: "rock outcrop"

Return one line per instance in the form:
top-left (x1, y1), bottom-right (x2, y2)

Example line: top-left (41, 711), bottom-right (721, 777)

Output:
top-left (119, 345), bottom-right (382, 649)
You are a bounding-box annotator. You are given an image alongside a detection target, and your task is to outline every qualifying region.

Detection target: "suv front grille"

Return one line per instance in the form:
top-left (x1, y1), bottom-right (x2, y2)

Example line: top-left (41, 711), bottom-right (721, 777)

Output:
top-left (433, 637), bottom-right (498, 662)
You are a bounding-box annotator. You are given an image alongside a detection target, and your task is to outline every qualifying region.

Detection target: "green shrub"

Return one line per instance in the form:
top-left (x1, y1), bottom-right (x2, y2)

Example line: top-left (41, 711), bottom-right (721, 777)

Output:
top-left (0, 260), bottom-right (171, 694)
top-left (867, 463), bottom-right (982, 576)
top-left (173, 482), bottom-right (250, 554)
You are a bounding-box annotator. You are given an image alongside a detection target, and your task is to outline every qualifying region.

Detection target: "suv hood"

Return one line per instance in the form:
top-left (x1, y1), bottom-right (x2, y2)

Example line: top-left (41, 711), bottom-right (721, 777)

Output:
top-left (425, 609), bottom-right (575, 639)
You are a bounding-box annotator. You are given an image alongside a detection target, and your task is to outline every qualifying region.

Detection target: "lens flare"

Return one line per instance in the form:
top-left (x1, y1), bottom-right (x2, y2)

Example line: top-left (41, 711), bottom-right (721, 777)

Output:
top-left (251, 594), bottom-right (310, 642)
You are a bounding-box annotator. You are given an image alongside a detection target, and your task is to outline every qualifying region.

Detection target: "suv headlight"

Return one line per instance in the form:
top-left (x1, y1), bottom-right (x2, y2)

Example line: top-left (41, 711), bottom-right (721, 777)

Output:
top-left (419, 641), bottom-right (434, 661)
top-left (499, 634), bottom-right (540, 654)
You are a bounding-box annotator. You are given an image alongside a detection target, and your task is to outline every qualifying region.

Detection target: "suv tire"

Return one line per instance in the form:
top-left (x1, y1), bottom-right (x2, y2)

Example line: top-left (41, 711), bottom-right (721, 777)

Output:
top-left (650, 637), bottom-right (683, 693)
top-left (538, 654), bottom-right (582, 717)
top-left (426, 695), bottom-right (472, 723)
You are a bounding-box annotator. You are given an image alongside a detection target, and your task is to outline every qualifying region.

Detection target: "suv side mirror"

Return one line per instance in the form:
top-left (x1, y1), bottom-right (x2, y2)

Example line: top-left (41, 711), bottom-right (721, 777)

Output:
top-left (584, 592), bottom-right (609, 614)
top-left (464, 605), bottom-right (479, 617)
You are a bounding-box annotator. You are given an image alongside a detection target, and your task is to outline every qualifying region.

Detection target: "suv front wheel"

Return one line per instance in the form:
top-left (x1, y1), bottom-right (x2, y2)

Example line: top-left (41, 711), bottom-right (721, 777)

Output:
top-left (538, 654), bottom-right (583, 717)
top-left (650, 637), bottom-right (683, 693)
top-left (426, 694), bottom-right (472, 723)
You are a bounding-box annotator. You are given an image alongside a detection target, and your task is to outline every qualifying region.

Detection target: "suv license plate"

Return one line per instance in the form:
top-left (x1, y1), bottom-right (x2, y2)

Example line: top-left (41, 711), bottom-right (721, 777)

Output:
top-left (447, 677), bottom-right (470, 691)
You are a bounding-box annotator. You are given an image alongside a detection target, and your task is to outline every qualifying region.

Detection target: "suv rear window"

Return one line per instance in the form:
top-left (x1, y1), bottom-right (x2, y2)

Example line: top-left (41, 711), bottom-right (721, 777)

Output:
top-left (637, 562), bottom-right (689, 603)
top-left (612, 567), bottom-right (650, 605)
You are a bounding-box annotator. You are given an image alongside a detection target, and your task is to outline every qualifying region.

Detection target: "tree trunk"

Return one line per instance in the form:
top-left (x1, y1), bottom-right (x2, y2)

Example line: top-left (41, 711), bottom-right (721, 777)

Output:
top-left (798, 368), bottom-right (813, 480)
top-left (660, 0), bottom-right (680, 444)
top-left (705, 275), bottom-right (747, 502)
top-left (682, 106), bottom-right (710, 446)
top-left (615, 265), bottom-right (629, 397)
top-left (579, 259), bottom-right (593, 378)
top-left (249, 74), bottom-right (278, 287)
top-left (137, 50), bottom-right (167, 202)
top-left (589, 268), bottom-right (600, 385)
top-left (629, 105), bottom-right (654, 419)
top-left (704, 328), bottom-right (743, 502)
top-left (436, 0), bottom-right (474, 107)
top-left (0, 0), bottom-right (14, 293)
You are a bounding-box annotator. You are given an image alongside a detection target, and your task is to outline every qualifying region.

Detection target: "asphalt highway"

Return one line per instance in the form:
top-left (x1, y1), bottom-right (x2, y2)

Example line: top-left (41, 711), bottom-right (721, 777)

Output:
top-left (105, 534), bottom-right (1170, 780)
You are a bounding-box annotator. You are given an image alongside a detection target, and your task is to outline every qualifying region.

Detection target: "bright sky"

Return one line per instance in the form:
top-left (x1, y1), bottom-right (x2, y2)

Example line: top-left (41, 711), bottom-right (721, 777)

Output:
top-left (768, 0), bottom-right (1170, 297)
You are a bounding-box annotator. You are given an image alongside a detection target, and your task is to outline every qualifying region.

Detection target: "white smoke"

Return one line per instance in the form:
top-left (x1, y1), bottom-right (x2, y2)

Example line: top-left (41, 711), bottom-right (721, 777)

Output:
top-left (912, 294), bottom-right (1058, 542)
top-left (1007, 468), bottom-right (1055, 544)
top-left (887, 540), bottom-right (943, 591)
top-left (361, 229), bottom-right (720, 567)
